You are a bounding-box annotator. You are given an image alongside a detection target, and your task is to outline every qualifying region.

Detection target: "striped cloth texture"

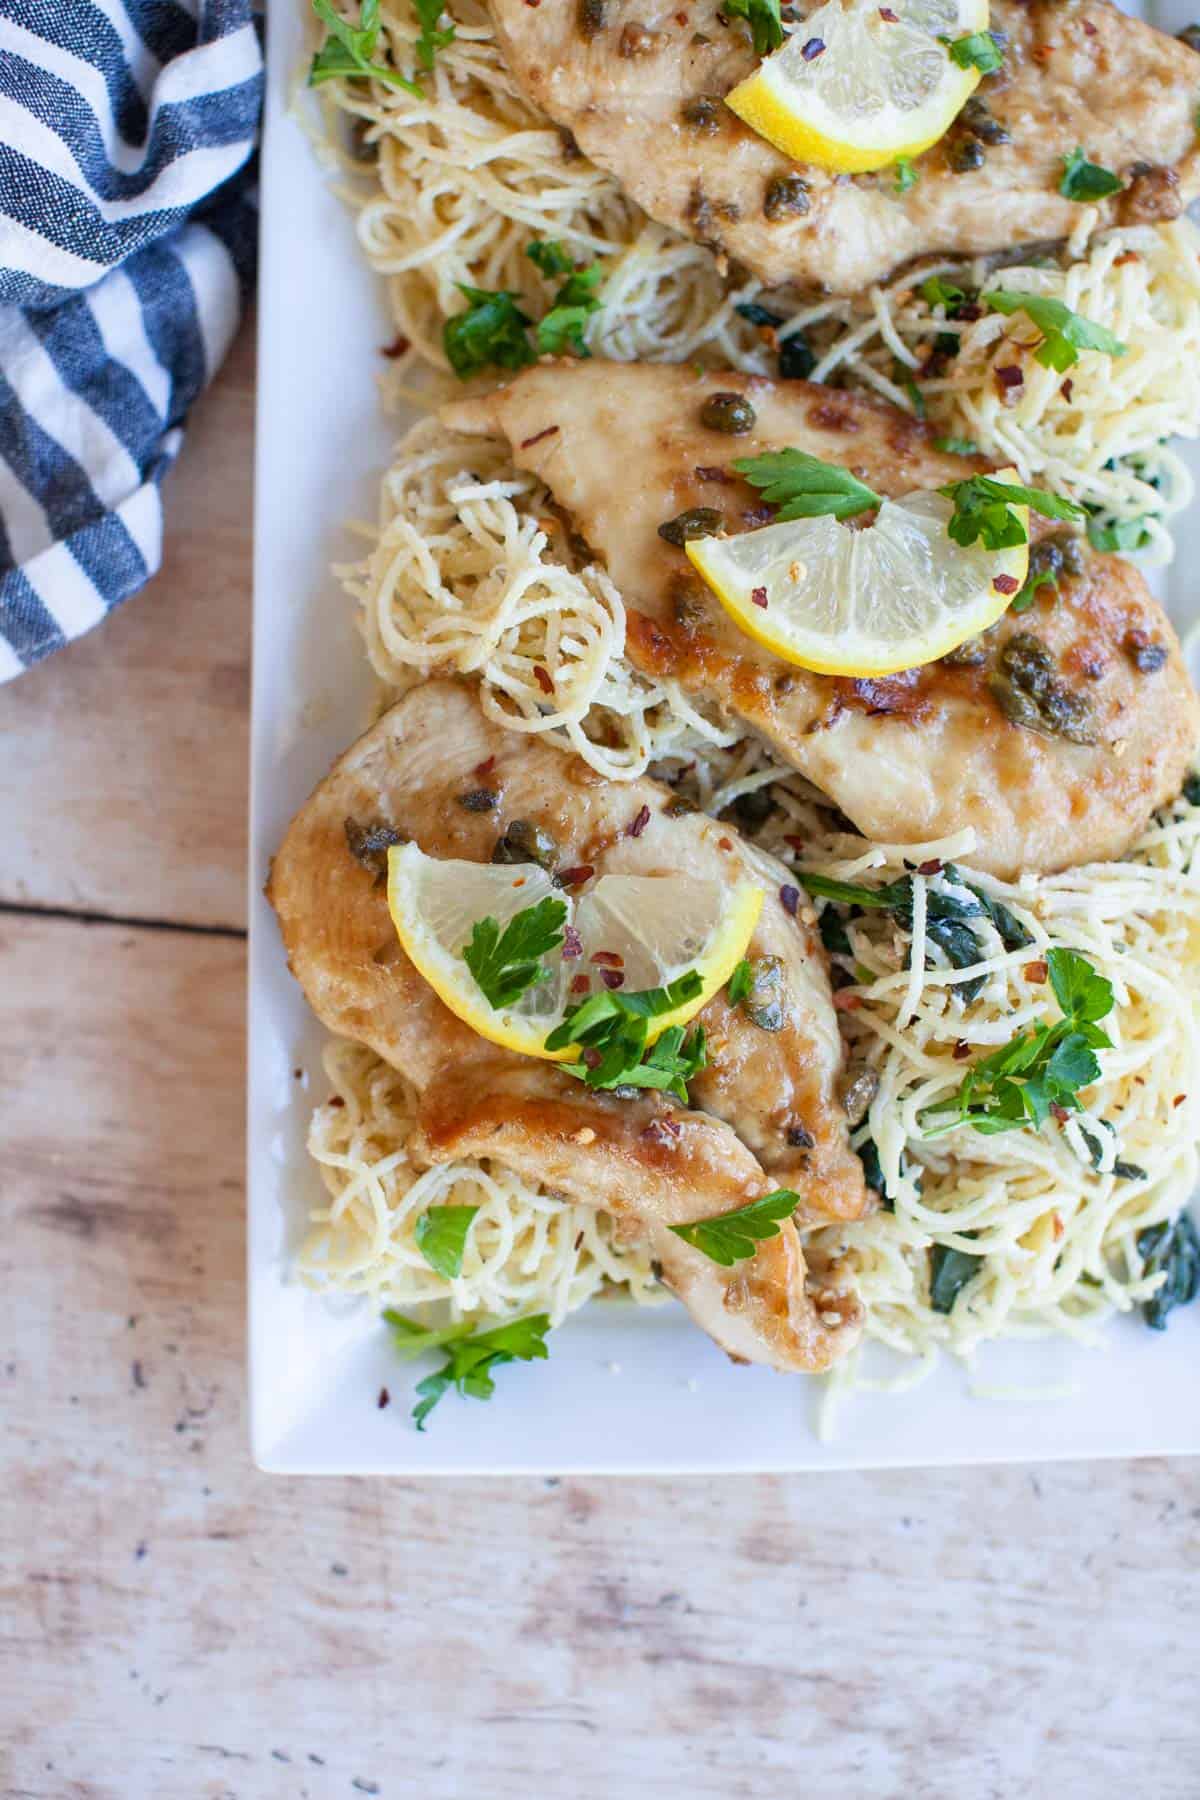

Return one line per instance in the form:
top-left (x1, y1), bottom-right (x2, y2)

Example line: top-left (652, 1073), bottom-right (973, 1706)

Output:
top-left (0, 0), bottom-right (263, 682)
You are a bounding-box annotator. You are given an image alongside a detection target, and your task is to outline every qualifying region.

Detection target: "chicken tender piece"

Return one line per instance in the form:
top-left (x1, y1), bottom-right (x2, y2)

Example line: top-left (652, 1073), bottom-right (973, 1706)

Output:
top-left (268, 680), bottom-right (867, 1373)
top-left (444, 362), bottom-right (1199, 877)
top-left (486, 0), bottom-right (1200, 293)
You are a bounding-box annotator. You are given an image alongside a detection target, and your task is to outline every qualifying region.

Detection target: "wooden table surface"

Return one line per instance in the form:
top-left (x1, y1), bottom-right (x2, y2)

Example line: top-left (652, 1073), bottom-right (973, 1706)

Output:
top-left (2, 321), bottom-right (1197, 1800)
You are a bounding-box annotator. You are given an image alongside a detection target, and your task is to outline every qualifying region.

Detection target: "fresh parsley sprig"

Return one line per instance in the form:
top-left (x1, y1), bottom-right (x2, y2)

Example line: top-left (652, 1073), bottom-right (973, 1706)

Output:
top-left (921, 947), bottom-right (1114, 1136)
top-left (461, 896), bottom-right (567, 1010)
top-left (413, 0), bottom-right (455, 70)
top-left (732, 449), bottom-right (882, 521)
top-left (444, 242), bottom-right (605, 376)
top-left (939, 474), bottom-right (1085, 550)
top-left (534, 259), bottom-right (604, 358)
top-left (724, 0), bottom-right (785, 56)
top-left (1059, 147), bottom-right (1123, 203)
top-left (982, 290), bottom-right (1127, 373)
top-left (893, 156), bottom-right (919, 195)
top-left (309, 0), bottom-right (420, 96)
top-left (943, 29), bottom-right (1004, 72)
top-left (670, 1189), bottom-right (799, 1267)
top-left (415, 1204), bottom-right (480, 1280)
top-left (546, 973), bottom-right (707, 1102)
top-left (384, 1310), bottom-right (551, 1430)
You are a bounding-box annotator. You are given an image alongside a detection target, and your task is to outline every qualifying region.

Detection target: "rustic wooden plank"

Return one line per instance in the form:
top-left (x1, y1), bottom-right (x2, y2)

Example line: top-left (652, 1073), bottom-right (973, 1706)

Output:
top-left (2, 911), bottom-right (1198, 1799)
top-left (0, 320), bottom-right (255, 931)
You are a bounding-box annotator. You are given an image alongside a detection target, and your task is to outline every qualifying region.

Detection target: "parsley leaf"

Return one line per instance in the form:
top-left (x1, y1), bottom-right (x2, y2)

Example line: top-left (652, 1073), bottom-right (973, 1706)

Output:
top-left (939, 474), bottom-right (1085, 550)
top-left (444, 284), bottom-right (535, 379)
top-left (921, 946), bottom-right (1114, 1137)
top-left (724, 0), bottom-right (785, 57)
top-left (413, 0), bottom-right (454, 70)
top-left (414, 1204), bottom-right (480, 1280)
top-left (384, 1310), bottom-right (551, 1430)
top-left (727, 958), bottom-right (754, 1006)
top-left (1059, 147), bottom-right (1123, 203)
top-left (669, 1189), bottom-right (799, 1267)
top-left (934, 435), bottom-right (979, 457)
top-left (943, 29), bottom-right (1004, 72)
top-left (732, 449), bottom-right (882, 521)
top-left (525, 240), bottom-right (576, 279)
top-left (461, 895), bottom-right (567, 1010)
top-left (921, 275), bottom-right (968, 313)
top-left (526, 242), bottom-right (605, 358)
top-left (893, 155), bottom-right (919, 194)
top-left (1086, 513), bottom-right (1154, 553)
top-left (548, 972), bottom-right (707, 1102)
top-left (1137, 1215), bottom-right (1200, 1331)
top-left (982, 289), bottom-right (1127, 373)
top-left (309, 0), bottom-right (422, 95)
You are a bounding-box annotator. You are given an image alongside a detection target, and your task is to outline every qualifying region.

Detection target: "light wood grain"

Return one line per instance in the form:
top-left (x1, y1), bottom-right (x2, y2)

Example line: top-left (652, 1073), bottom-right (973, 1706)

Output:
top-left (0, 323), bottom-right (255, 932)
top-left (2, 318), bottom-right (1199, 1800)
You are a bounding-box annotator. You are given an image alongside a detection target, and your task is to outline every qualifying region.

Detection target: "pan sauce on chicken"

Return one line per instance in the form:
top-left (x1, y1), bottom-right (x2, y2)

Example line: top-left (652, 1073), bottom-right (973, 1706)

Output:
top-left (268, 680), bottom-right (868, 1374)
top-left (443, 362), bottom-right (1200, 878)
top-left (485, 0), bottom-right (1200, 294)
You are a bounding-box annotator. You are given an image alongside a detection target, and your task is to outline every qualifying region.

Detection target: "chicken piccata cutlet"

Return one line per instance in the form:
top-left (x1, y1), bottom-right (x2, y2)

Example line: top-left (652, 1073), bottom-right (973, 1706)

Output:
top-left (443, 362), bottom-right (1199, 878)
top-left (486, 0), bottom-right (1200, 293)
top-left (268, 679), bottom-right (868, 1373)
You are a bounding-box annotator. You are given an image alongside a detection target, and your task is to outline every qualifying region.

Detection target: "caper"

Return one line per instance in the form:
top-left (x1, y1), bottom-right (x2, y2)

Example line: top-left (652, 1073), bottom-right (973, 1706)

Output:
top-left (840, 1067), bottom-right (880, 1128)
top-left (492, 818), bottom-right (560, 870)
top-left (961, 97), bottom-right (1011, 145)
top-left (941, 636), bottom-right (988, 668)
top-left (722, 786), bottom-right (775, 831)
top-left (618, 20), bottom-right (659, 55)
top-left (1179, 21), bottom-right (1200, 51)
top-left (344, 816), bottom-right (407, 885)
top-left (1000, 631), bottom-right (1054, 687)
top-left (700, 392), bottom-right (756, 435)
top-left (989, 672), bottom-right (1045, 731)
top-left (779, 330), bottom-right (816, 380)
top-left (763, 174), bottom-right (811, 221)
top-left (681, 96), bottom-right (721, 135)
top-left (456, 787), bottom-right (498, 812)
top-left (1026, 538), bottom-right (1064, 587)
top-left (740, 956), bottom-right (785, 1032)
top-left (948, 137), bottom-right (986, 174)
top-left (665, 794), bottom-right (698, 818)
top-left (1124, 631), bottom-right (1169, 674)
top-left (578, 0), bottom-right (606, 37)
top-left (991, 632), bottom-right (1098, 743)
top-left (658, 507), bottom-right (723, 546)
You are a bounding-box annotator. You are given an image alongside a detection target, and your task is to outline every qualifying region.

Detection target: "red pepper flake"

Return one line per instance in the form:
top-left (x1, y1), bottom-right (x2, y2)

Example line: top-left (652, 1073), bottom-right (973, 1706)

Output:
top-left (644, 1118), bottom-right (682, 1145)
top-left (751, 586), bottom-right (769, 609)
top-left (473, 754), bottom-right (497, 778)
top-left (1082, 16), bottom-right (1096, 31)
top-left (1025, 959), bottom-right (1048, 983)
top-left (533, 665), bottom-right (555, 695)
top-left (780, 884), bottom-right (800, 917)
top-left (600, 968), bottom-right (626, 990)
top-left (718, 835), bottom-right (733, 851)
top-left (801, 35), bottom-right (825, 58)
top-left (556, 863), bottom-right (595, 889)
top-left (377, 1387), bottom-right (390, 1409)
top-left (992, 573), bottom-right (1019, 595)
top-left (329, 1095), bottom-right (345, 1108)
top-left (995, 364), bottom-right (1024, 392)
top-left (784, 834), bottom-right (806, 854)
top-left (1050, 1101), bottom-right (1070, 1124)
top-left (917, 858), bottom-right (943, 876)
top-left (675, 9), bottom-right (688, 23)
top-left (878, 6), bottom-right (898, 18)
top-left (519, 423), bottom-right (560, 449)
top-left (628, 803), bottom-right (652, 838)
top-left (1114, 251), bottom-right (1140, 267)
top-left (381, 334), bottom-right (409, 359)
top-left (574, 1230), bottom-right (584, 1250)
top-left (953, 1039), bottom-right (971, 1061)
top-left (1173, 1093), bottom-right (1186, 1108)
top-left (694, 464), bottom-right (733, 484)
top-left (562, 925), bottom-right (583, 960)
top-left (582, 1047), bottom-right (603, 1070)
top-left (834, 990), bottom-right (861, 1011)
top-left (591, 949), bottom-right (624, 967)
top-left (1060, 378), bottom-right (1074, 402)
top-left (571, 973), bottom-right (591, 995)
top-left (1052, 1213), bottom-right (1065, 1240)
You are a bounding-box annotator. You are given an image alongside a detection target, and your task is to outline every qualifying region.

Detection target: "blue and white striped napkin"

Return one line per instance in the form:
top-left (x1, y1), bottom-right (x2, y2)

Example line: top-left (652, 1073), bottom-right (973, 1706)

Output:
top-left (0, 0), bottom-right (263, 682)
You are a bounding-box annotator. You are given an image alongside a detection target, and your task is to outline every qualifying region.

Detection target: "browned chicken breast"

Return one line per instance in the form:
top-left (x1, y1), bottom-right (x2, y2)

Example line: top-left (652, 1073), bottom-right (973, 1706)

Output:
top-left (487, 0), bottom-right (1200, 293)
top-left (443, 362), bottom-right (1199, 877)
top-left (268, 679), bottom-right (868, 1373)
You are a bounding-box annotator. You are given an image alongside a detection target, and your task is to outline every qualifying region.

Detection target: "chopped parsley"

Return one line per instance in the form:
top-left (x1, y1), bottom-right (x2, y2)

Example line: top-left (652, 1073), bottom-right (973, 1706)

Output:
top-left (461, 895), bottom-right (567, 1010)
top-left (982, 289), bottom-right (1127, 373)
top-left (943, 29), bottom-right (1004, 72)
top-left (413, 0), bottom-right (455, 70)
top-left (384, 1310), bottom-right (551, 1430)
top-left (525, 240), bottom-right (576, 280)
top-left (724, 0), bottom-right (785, 56)
top-left (732, 449), bottom-right (882, 520)
top-left (669, 1188), bottom-right (799, 1267)
top-left (1137, 1214), bottom-right (1200, 1330)
top-left (921, 275), bottom-right (968, 313)
top-left (727, 958), bottom-right (754, 1006)
top-left (546, 974), bottom-right (707, 1102)
top-left (939, 474), bottom-right (1085, 550)
top-left (893, 155), bottom-right (919, 194)
top-left (934, 435), bottom-right (979, 457)
top-left (1059, 147), bottom-right (1124, 203)
top-left (414, 1204), bottom-right (480, 1280)
top-left (444, 285), bottom-right (536, 379)
top-left (309, 0), bottom-right (422, 95)
top-left (1086, 513), bottom-right (1154, 553)
top-left (535, 262), bottom-right (604, 358)
top-left (921, 947), bottom-right (1115, 1136)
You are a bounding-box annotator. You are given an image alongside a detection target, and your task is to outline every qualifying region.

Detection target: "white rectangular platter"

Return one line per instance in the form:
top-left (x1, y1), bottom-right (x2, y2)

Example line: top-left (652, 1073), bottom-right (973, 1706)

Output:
top-left (248, 0), bottom-right (1200, 1472)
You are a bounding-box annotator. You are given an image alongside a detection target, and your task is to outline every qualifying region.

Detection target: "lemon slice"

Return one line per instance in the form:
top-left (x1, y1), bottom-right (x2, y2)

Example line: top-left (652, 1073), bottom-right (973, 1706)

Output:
top-left (725, 0), bottom-right (988, 174)
top-left (386, 843), bottom-right (764, 1060)
top-left (686, 484), bottom-right (1028, 677)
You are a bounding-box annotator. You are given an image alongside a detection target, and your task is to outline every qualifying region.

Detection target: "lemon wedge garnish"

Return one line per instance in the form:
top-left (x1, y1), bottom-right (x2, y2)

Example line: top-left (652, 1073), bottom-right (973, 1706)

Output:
top-left (725, 0), bottom-right (989, 174)
top-left (386, 843), bottom-right (764, 1060)
top-left (686, 481), bottom-right (1028, 677)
